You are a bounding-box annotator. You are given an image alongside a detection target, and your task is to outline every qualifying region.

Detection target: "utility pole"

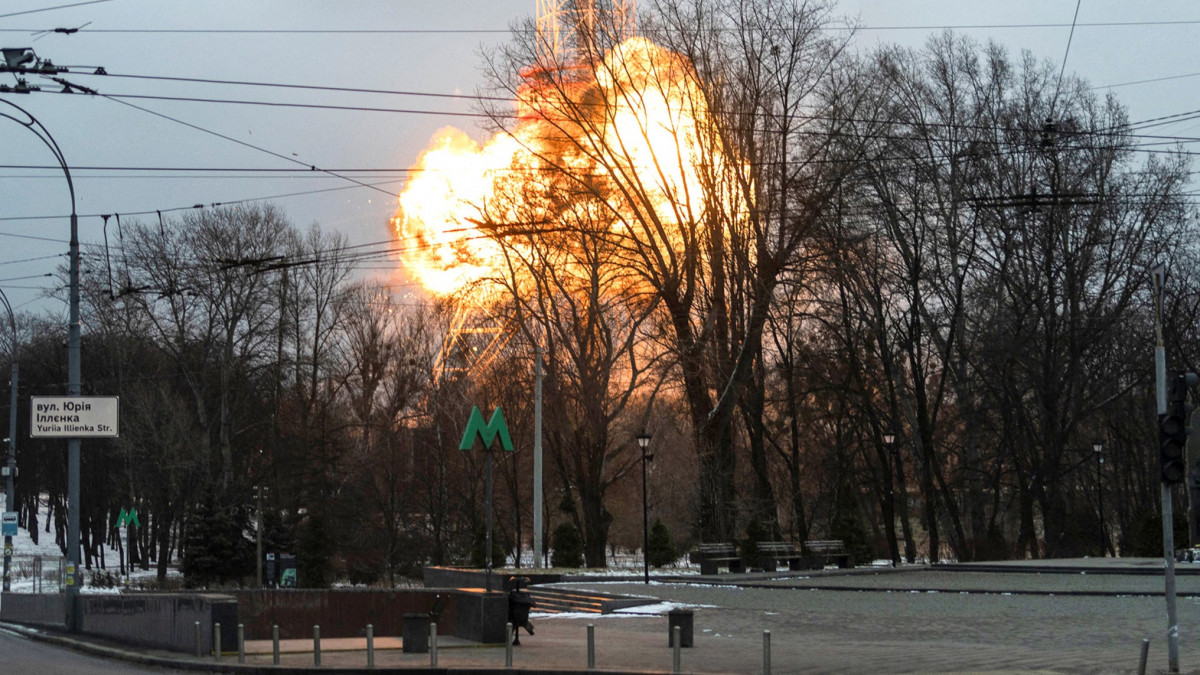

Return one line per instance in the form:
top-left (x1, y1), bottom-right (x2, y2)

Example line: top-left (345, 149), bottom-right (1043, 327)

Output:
top-left (0, 289), bottom-right (16, 593)
top-left (256, 485), bottom-right (264, 587)
top-left (533, 347), bottom-right (543, 568)
top-left (1152, 262), bottom-right (1180, 673)
top-left (0, 90), bottom-right (81, 629)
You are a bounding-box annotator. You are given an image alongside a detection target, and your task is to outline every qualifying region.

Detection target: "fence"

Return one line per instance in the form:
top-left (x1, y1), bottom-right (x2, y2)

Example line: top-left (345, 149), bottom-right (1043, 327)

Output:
top-left (8, 555), bottom-right (65, 593)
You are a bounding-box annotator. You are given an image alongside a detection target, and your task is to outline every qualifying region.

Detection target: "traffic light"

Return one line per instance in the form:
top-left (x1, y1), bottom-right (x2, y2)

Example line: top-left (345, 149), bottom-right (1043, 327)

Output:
top-left (1161, 371), bottom-right (1199, 484)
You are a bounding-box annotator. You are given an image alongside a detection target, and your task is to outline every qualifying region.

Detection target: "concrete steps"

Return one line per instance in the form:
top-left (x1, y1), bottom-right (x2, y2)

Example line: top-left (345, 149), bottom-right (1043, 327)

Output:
top-left (526, 586), bottom-right (656, 614)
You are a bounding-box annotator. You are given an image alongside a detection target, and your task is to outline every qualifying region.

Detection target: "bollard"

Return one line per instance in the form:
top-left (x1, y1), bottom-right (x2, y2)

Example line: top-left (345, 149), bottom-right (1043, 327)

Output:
top-left (272, 624), bottom-right (280, 665)
top-left (194, 620), bottom-right (202, 657)
top-left (763, 630), bottom-right (771, 675)
top-left (506, 622), bottom-right (514, 668)
top-left (1138, 638), bottom-right (1150, 675)
top-left (367, 623), bottom-right (375, 668)
top-left (237, 624), bottom-right (245, 664)
top-left (314, 624), bottom-right (321, 666)
top-left (214, 622), bottom-right (221, 660)
top-left (587, 624), bottom-right (595, 670)
top-left (672, 625), bottom-right (682, 672)
top-left (430, 623), bottom-right (438, 667)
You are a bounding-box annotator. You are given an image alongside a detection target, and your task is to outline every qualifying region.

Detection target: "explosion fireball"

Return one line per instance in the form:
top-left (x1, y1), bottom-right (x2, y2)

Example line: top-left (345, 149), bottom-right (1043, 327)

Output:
top-left (392, 36), bottom-right (733, 296)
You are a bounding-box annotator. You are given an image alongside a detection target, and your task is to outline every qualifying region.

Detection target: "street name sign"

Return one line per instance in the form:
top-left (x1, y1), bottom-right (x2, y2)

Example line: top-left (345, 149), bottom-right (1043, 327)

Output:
top-left (30, 396), bottom-right (119, 438)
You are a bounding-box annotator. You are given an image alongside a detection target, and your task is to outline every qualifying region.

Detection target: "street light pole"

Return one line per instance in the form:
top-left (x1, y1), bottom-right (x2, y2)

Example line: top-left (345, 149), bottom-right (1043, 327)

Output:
top-left (1093, 441), bottom-right (1105, 557)
top-left (0, 99), bottom-right (81, 628)
top-left (0, 289), bottom-right (17, 592)
top-left (1152, 262), bottom-right (1179, 672)
top-left (882, 431), bottom-right (897, 566)
top-left (637, 432), bottom-right (652, 585)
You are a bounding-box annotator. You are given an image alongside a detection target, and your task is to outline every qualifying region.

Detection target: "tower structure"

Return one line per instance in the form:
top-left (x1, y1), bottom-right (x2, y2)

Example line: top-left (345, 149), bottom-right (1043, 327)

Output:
top-left (535, 0), bottom-right (636, 64)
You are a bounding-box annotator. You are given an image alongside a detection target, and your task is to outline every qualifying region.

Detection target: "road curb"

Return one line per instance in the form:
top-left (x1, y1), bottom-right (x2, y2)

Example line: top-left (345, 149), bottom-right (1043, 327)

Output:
top-left (0, 621), bottom-right (672, 674)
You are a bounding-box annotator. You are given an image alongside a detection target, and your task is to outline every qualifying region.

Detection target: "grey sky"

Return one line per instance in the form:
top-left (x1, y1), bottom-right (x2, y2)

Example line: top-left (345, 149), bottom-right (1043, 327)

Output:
top-left (0, 0), bottom-right (1196, 313)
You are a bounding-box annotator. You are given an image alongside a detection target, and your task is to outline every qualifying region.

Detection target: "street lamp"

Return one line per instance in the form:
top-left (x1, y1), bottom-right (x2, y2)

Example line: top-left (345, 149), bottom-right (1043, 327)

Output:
top-left (882, 431), bottom-right (897, 565)
top-left (1093, 441), bottom-right (1105, 557)
top-left (0, 289), bottom-right (16, 593)
top-left (0, 97), bottom-right (81, 627)
top-left (637, 432), bottom-right (652, 585)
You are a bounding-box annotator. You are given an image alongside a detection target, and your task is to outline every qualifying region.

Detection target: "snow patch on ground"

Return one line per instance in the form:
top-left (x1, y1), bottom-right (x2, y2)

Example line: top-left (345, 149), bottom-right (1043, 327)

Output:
top-left (530, 600), bottom-right (717, 621)
top-left (1, 493), bottom-right (178, 593)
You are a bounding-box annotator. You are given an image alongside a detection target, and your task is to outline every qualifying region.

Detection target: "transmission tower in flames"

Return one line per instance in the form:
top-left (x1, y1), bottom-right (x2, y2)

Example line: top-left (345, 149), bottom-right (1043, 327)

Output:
top-left (536, 0), bottom-right (636, 63)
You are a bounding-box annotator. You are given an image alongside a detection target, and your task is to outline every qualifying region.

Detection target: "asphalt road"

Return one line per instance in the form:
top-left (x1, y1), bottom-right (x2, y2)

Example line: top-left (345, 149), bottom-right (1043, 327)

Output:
top-left (0, 626), bottom-right (185, 674)
top-left (3, 561), bottom-right (1197, 673)
top-left (546, 575), bottom-right (1194, 673)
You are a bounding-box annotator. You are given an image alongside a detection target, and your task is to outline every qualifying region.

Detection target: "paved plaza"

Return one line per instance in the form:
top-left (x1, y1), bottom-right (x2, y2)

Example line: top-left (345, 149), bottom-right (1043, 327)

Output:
top-left (5, 559), bottom-right (1200, 673)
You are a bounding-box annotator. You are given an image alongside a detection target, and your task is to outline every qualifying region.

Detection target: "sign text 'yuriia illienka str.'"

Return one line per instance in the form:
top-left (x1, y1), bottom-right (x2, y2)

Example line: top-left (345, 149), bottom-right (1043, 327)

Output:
top-left (30, 396), bottom-right (119, 438)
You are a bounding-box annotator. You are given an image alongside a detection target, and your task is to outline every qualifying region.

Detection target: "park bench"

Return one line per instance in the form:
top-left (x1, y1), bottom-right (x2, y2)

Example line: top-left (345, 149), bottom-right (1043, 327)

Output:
top-left (756, 541), bottom-right (804, 572)
top-left (803, 540), bottom-right (851, 569)
top-left (690, 543), bottom-right (743, 574)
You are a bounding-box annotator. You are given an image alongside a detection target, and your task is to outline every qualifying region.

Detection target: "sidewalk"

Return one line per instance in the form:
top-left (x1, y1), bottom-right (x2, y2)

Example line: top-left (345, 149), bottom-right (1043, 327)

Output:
top-left (2, 559), bottom-right (1195, 673)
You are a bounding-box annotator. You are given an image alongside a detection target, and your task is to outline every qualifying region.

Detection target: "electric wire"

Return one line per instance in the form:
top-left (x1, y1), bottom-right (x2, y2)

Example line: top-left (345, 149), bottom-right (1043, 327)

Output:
top-left (33, 80), bottom-right (1200, 149)
top-left (95, 90), bottom-right (403, 199)
top-left (1095, 71), bottom-right (1200, 90)
top-left (1050, 0), bottom-right (1083, 116)
top-left (0, 0), bottom-right (113, 20)
top-left (48, 68), bottom-right (1200, 134)
top-left (71, 71), bottom-right (512, 104)
top-left (7, 19), bottom-right (1200, 33)
top-left (87, 91), bottom-right (490, 119)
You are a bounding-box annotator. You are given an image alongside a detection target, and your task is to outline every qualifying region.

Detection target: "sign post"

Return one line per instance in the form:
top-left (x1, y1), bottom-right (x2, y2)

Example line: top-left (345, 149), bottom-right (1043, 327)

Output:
top-left (115, 507), bottom-right (139, 580)
top-left (459, 406), bottom-right (513, 593)
top-left (30, 395), bottom-right (117, 605)
top-left (1, 509), bottom-right (14, 583)
top-left (3, 509), bottom-right (16, 587)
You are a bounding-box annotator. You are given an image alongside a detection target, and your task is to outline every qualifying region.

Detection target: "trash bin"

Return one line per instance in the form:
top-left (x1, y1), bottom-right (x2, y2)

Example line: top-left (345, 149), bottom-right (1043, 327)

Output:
top-left (668, 608), bottom-right (693, 648)
top-left (507, 576), bottom-right (536, 646)
top-left (402, 613), bottom-right (430, 653)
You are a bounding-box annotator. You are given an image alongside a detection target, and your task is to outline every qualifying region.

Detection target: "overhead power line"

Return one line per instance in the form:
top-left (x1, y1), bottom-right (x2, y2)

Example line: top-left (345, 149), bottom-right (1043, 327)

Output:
top-left (54, 68), bottom-right (1200, 112)
top-left (0, 165), bottom-right (419, 172)
top-left (1096, 71), bottom-right (1200, 90)
top-left (71, 91), bottom-right (490, 119)
top-left (1049, 0), bottom-right (1083, 116)
top-left (0, 0), bottom-right (113, 20)
top-left (6, 19), bottom-right (1200, 33)
top-left (95, 90), bottom-right (402, 199)
top-left (70, 71), bottom-right (511, 103)
top-left (31, 74), bottom-right (1200, 146)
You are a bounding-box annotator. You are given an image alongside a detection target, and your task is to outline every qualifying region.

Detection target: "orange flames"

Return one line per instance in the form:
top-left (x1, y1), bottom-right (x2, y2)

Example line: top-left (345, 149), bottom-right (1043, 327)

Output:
top-left (392, 36), bottom-right (736, 296)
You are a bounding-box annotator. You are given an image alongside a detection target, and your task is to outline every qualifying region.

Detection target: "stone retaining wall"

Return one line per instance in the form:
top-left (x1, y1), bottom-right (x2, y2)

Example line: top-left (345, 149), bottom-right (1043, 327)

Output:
top-left (0, 592), bottom-right (236, 653)
top-left (2, 587), bottom-right (510, 649)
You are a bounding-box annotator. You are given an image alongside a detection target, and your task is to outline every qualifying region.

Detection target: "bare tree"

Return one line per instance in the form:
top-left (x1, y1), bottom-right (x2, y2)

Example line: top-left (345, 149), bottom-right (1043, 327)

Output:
top-left (475, 0), bottom-right (854, 543)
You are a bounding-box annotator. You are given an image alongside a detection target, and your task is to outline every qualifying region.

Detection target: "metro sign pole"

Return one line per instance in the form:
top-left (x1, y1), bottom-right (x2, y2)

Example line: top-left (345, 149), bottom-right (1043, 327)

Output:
top-left (460, 406), bottom-right (513, 593)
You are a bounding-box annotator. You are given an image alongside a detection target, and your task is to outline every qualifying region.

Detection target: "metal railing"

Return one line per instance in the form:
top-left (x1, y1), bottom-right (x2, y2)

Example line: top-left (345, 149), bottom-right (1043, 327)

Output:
top-left (8, 555), bottom-right (66, 593)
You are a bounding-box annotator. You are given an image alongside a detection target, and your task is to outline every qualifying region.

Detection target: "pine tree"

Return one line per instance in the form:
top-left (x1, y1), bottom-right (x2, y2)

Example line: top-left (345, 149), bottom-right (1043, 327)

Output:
top-left (646, 519), bottom-right (677, 568)
top-left (551, 521), bottom-right (584, 568)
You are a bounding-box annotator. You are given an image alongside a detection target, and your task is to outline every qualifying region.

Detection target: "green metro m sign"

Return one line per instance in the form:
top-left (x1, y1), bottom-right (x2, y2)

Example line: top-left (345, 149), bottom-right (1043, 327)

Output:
top-left (459, 406), bottom-right (514, 452)
top-left (117, 507), bottom-right (140, 528)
